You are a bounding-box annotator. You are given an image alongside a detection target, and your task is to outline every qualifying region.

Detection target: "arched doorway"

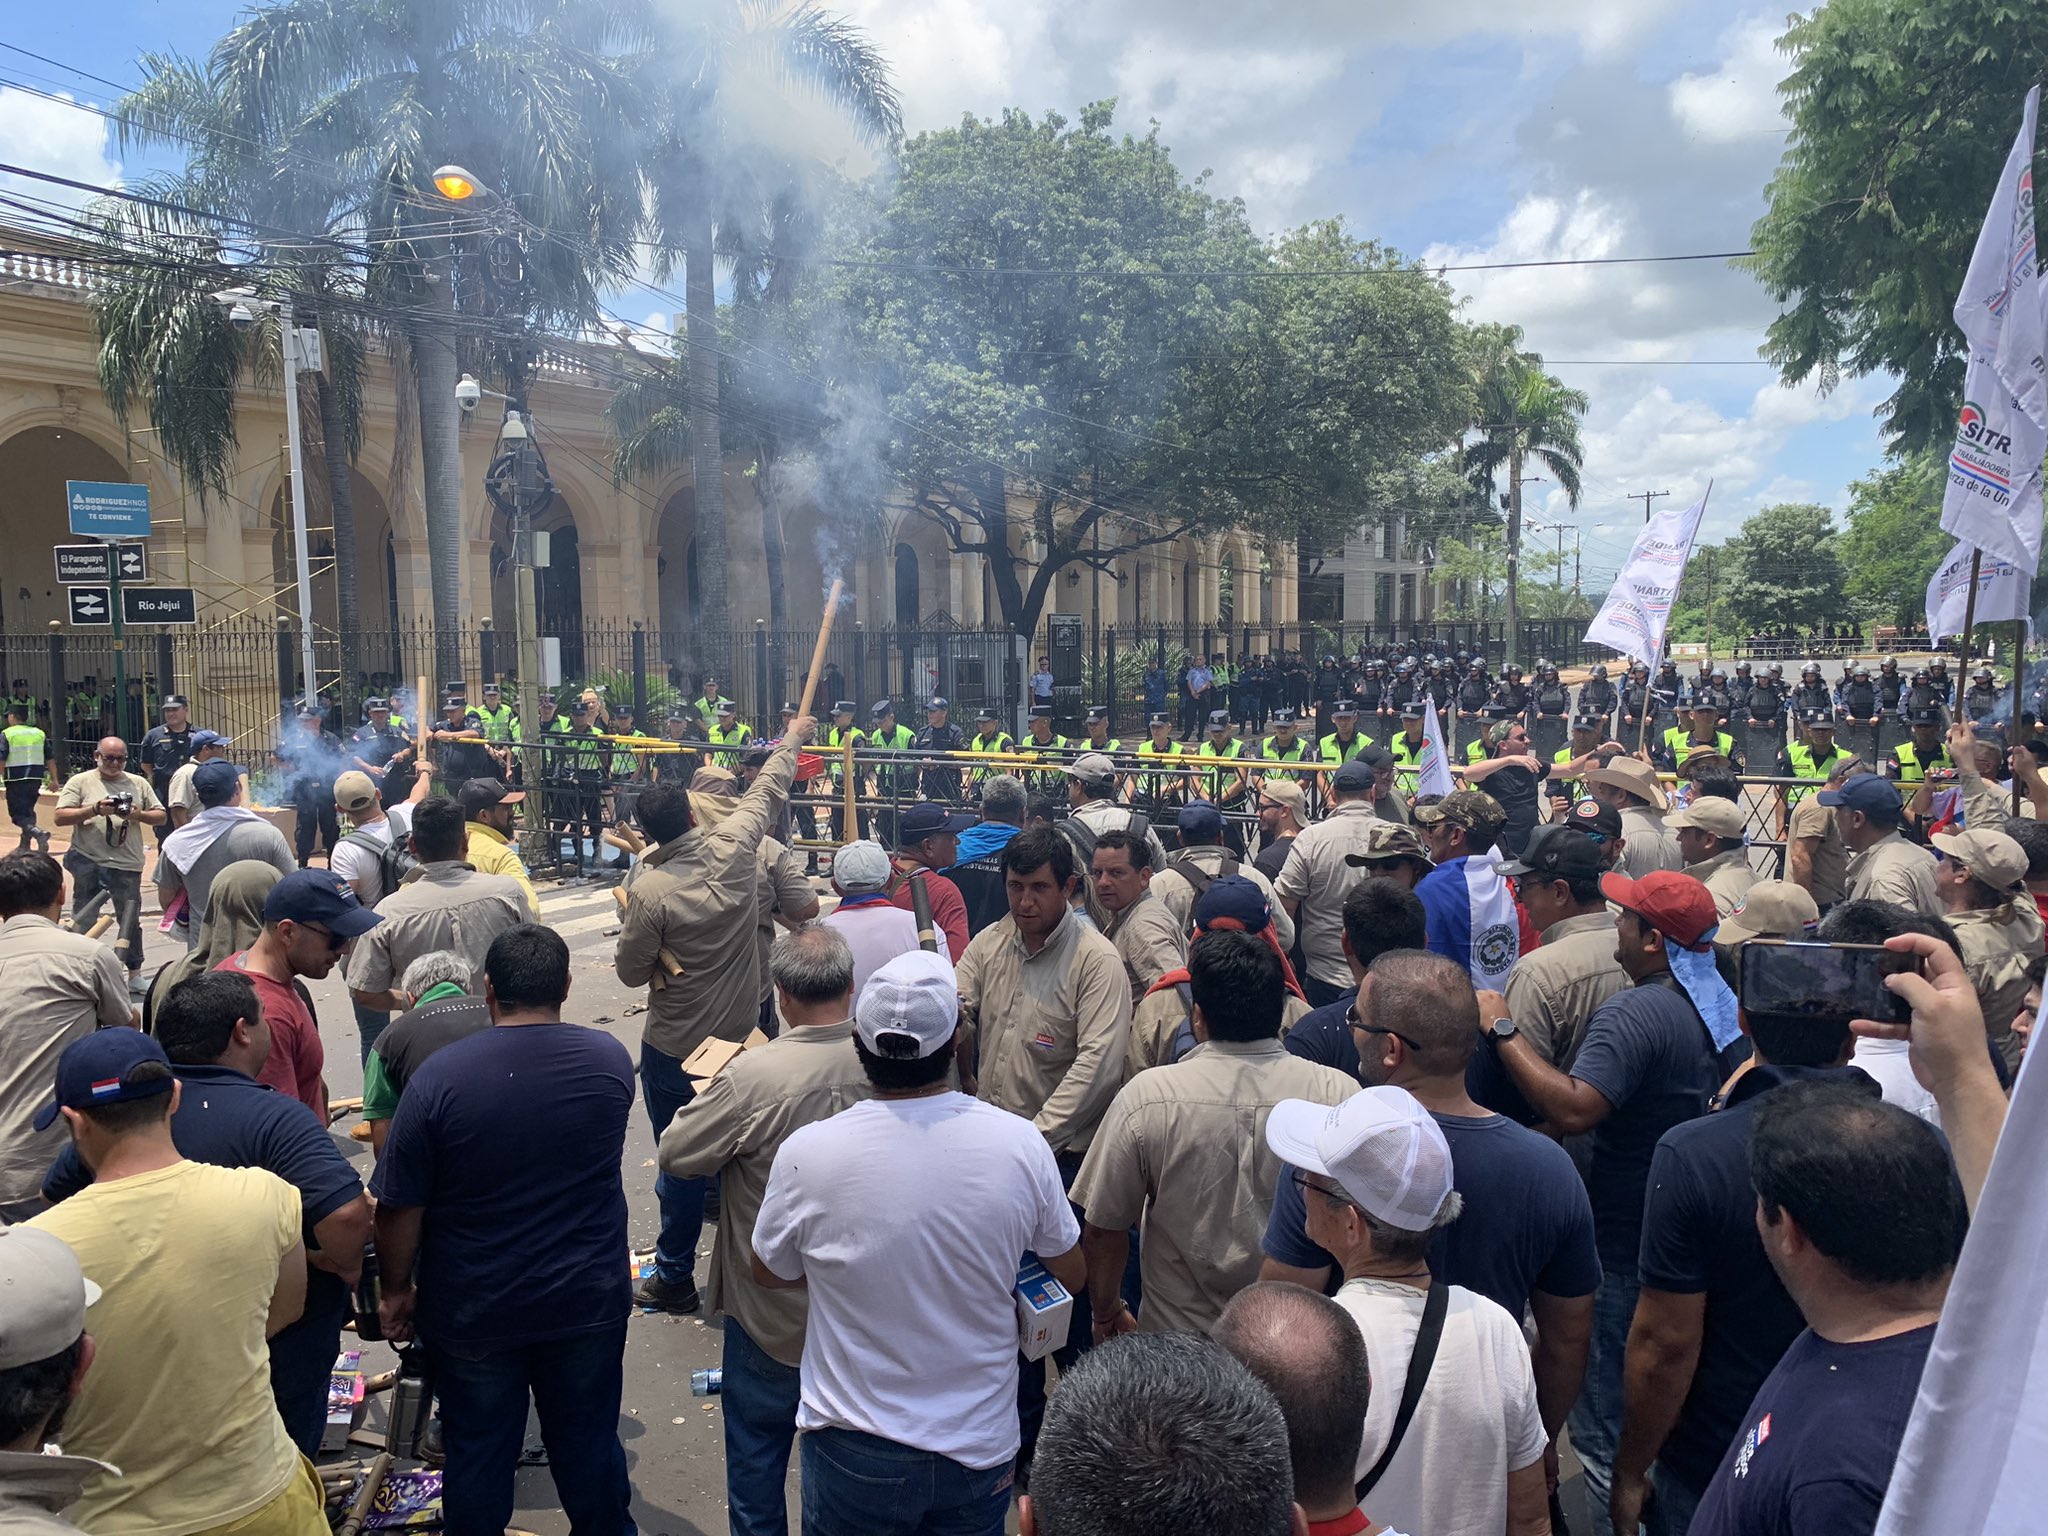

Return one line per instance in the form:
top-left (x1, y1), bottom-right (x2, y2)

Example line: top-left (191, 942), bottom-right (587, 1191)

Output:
top-left (0, 426), bottom-right (134, 632)
top-left (895, 543), bottom-right (920, 627)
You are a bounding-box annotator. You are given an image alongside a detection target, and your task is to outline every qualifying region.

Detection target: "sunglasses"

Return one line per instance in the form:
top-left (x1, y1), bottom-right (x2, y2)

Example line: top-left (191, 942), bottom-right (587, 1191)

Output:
top-left (297, 923), bottom-right (349, 953)
top-left (97, 754), bottom-right (127, 763)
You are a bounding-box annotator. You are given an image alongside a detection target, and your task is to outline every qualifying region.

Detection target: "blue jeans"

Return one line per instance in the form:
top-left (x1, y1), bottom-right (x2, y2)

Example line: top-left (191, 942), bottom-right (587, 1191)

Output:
top-left (639, 1043), bottom-right (708, 1285)
top-left (353, 1000), bottom-right (389, 1066)
top-left (1569, 1254), bottom-right (1640, 1536)
top-left (724, 1318), bottom-right (802, 1536)
top-left (800, 1426), bottom-right (1011, 1536)
top-left (431, 1322), bottom-right (635, 1536)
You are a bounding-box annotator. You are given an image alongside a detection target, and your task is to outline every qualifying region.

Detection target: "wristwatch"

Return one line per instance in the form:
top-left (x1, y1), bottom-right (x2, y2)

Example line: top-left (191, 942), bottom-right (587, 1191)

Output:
top-left (1487, 1016), bottom-right (1519, 1044)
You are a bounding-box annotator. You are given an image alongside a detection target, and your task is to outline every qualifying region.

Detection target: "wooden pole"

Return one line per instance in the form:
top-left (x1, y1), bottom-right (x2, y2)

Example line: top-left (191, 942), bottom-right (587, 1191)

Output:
top-left (798, 579), bottom-right (845, 721)
top-left (2017, 616), bottom-right (2030, 818)
top-left (1957, 550), bottom-right (1983, 685)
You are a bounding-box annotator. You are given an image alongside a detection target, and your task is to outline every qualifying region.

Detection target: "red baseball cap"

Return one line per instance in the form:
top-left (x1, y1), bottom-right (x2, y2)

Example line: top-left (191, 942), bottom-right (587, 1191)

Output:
top-left (1599, 870), bottom-right (1718, 951)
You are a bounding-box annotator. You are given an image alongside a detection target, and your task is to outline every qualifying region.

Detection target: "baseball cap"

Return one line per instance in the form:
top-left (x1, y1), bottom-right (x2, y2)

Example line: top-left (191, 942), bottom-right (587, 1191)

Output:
top-left (927, 696), bottom-right (949, 711)
top-left (190, 729), bottom-right (231, 750)
top-left (458, 778), bottom-right (525, 816)
top-left (1193, 874), bottom-right (1274, 933)
top-left (1496, 822), bottom-right (1604, 881)
top-left (1933, 828), bottom-right (2028, 891)
top-left (33, 1027), bottom-right (175, 1132)
top-left (262, 868), bottom-right (383, 939)
top-left (1665, 798), bottom-right (1746, 839)
top-left (854, 950), bottom-right (958, 1059)
top-left (1330, 758), bottom-right (1376, 794)
top-left (1265, 1087), bottom-right (1455, 1232)
top-left (899, 802), bottom-right (976, 840)
top-left (1600, 870), bottom-right (1718, 950)
top-left (0, 1226), bottom-right (99, 1370)
top-left (1258, 779), bottom-right (1307, 817)
top-left (333, 770), bottom-right (379, 815)
top-left (1717, 880), bottom-right (1820, 947)
top-left (163, 694), bottom-right (188, 709)
top-left (192, 758), bottom-right (243, 808)
top-left (1063, 752), bottom-right (1118, 789)
top-left (1412, 789), bottom-right (1506, 836)
top-left (1342, 820), bottom-right (1434, 870)
top-left (1582, 756), bottom-right (1669, 811)
top-left (1177, 802), bottom-right (1225, 840)
top-left (1817, 772), bottom-right (1902, 816)
top-left (1568, 798), bottom-right (1623, 839)
top-left (831, 839), bottom-right (893, 894)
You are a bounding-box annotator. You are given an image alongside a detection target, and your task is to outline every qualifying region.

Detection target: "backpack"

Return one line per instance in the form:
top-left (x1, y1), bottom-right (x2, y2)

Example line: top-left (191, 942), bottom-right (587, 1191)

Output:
top-left (1166, 851), bottom-right (1239, 897)
top-left (1059, 806), bottom-right (1152, 864)
top-left (340, 826), bottom-right (416, 903)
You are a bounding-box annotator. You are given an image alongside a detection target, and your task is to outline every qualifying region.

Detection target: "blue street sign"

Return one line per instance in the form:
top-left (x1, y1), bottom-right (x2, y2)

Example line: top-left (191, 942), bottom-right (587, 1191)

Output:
top-left (66, 481), bottom-right (151, 538)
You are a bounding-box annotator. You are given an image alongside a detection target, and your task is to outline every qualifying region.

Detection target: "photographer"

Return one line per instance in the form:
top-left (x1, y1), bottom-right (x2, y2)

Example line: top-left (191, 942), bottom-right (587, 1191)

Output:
top-left (53, 736), bottom-right (165, 986)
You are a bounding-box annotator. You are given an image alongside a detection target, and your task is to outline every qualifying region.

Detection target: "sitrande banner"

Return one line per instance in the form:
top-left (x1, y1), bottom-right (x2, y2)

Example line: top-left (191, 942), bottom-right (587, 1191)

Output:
top-left (1940, 85), bottom-right (2045, 576)
top-left (1582, 483), bottom-right (1711, 666)
top-left (1925, 538), bottom-right (2031, 641)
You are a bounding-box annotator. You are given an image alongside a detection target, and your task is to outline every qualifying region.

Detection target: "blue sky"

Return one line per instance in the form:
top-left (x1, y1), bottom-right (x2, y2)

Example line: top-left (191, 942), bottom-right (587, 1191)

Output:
top-left (0, 0), bottom-right (1901, 584)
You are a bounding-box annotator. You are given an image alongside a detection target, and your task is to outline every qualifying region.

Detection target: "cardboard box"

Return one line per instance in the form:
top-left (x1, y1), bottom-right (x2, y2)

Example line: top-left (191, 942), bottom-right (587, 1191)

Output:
top-left (323, 1350), bottom-right (365, 1453)
top-left (1016, 1259), bottom-right (1073, 1361)
top-left (682, 1028), bottom-right (771, 1080)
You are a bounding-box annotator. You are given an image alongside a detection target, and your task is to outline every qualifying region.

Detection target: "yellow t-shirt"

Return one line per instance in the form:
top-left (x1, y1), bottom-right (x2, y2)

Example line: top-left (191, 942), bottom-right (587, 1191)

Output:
top-left (30, 1160), bottom-right (303, 1536)
top-left (465, 822), bottom-right (541, 919)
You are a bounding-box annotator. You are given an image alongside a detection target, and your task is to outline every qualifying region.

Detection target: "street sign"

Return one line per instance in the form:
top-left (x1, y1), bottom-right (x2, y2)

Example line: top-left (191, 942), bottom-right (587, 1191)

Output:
top-left (68, 586), bottom-right (111, 626)
top-left (65, 481), bottom-right (151, 539)
top-left (115, 543), bottom-right (147, 581)
top-left (54, 545), bottom-right (111, 584)
top-left (120, 587), bottom-right (197, 626)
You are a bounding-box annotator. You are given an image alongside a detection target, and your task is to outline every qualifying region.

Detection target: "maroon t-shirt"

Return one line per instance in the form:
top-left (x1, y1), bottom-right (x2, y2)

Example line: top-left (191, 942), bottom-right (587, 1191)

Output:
top-left (216, 951), bottom-right (327, 1121)
top-left (886, 866), bottom-right (969, 963)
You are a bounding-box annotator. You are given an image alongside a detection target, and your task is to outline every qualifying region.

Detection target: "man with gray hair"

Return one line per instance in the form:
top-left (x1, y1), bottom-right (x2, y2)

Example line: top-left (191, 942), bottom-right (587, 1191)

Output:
top-left (359, 949), bottom-right (490, 1156)
top-left (950, 772), bottom-right (1029, 937)
top-left (660, 924), bottom-right (871, 1536)
top-left (1019, 1332), bottom-right (1310, 1536)
top-left (1215, 1282), bottom-right (1400, 1536)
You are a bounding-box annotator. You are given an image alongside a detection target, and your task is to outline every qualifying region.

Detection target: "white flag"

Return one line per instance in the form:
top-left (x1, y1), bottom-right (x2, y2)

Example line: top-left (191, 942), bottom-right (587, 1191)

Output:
top-left (1416, 699), bottom-right (1455, 799)
top-left (1941, 86), bottom-right (2046, 575)
top-left (1925, 537), bottom-right (2032, 640)
top-left (1582, 484), bottom-right (1711, 666)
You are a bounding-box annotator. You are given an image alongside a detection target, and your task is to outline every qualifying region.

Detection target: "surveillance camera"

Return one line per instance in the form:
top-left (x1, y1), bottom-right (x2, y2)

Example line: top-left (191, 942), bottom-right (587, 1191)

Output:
top-left (228, 302), bottom-right (256, 333)
top-left (455, 374), bottom-right (481, 413)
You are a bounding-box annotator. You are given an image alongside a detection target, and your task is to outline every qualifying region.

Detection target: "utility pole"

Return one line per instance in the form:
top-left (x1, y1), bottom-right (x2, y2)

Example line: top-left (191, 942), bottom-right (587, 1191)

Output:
top-left (1630, 489), bottom-right (1671, 524)
top-left (1502, 392), bottom-right (1522, 669)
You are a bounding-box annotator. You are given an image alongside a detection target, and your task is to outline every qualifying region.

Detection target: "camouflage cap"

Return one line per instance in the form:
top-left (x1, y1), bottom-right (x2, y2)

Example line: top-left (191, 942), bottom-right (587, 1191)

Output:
top-left (1411, 789), bottom-right (1506, 835)
top-left (1342, 819), bottom-right (1435, 869)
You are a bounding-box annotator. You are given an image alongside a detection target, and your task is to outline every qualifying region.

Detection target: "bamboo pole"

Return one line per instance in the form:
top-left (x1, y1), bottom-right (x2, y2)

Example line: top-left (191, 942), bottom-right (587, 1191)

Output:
top-left (798, 579), bottom-right (845, 721)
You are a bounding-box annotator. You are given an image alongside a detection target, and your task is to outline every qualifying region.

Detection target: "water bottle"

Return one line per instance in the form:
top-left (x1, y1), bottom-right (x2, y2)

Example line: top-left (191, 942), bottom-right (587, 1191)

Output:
top-left (353, 1243), bottom-right (383, 1342)
top-left (387, 1346), bottom-right (429, 1457)
top-left (691, 1368), bottom-right (722, 1396)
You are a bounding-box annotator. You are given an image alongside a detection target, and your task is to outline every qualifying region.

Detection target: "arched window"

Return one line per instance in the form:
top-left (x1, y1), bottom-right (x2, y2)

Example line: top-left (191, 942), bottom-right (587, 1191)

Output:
top-left (895, 543), bottom-right (921, 626)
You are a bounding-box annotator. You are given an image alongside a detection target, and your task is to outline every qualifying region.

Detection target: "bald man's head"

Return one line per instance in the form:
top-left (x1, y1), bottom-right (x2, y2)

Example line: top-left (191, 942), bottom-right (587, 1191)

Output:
top-left (1213, 1283), bottom-right (1370, 1516)
top-left (95, 738), bottom-right (129, 777)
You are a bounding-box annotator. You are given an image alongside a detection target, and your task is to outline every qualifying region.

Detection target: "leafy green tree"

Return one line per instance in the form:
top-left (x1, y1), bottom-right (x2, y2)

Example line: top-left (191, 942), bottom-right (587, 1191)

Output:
top-left (1747, 0), bottom-right (2048, 453)
top-left (1718, 502), bottom-right (1849, 637)
top-left (1838, 452), bottom-right (1953, 624)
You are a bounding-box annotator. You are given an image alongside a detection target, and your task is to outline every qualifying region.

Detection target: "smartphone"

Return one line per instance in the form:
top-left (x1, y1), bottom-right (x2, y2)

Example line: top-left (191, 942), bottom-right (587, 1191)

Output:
top-left (1737, 940), bottom-right (1921, 1026)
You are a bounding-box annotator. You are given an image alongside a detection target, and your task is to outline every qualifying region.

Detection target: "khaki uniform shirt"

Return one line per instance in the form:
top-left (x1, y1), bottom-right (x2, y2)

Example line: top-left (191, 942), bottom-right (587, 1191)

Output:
top-left (956, 910), bottom-right (1131, 1154)
top-left (0, 1449), bottom-right (116, 1536)
top-left (1271, 802), bottom-right (1383, 987)
top-left (1687, 848), bottom-right (1760, 918)
top-left (1846, 830), bottom-right (1940, 916)
top-left (344, 862), bottom-right (528, 996)
top-left (0, 914), bottom-right (132, 1205)
top-left (54, 770), bottom-right (161, 872)
top-left (1616, 804), bottom-right (1682, 878)
top-left (1948, 900), bottom-right (2044, 1074)
top-left (1102, 890), bottom-right (1189, 1005)
top-left (1787, 791), bottom-right (1848, 908)
top-left (1501, 909), bottom-right (1629, 1071)
top-left (1150, 848), bottom-right (1294, 953)
top-left (657, 1020), bottom-right (870, 1365)
top-left (1127, 986), bottom-right (1311, 1081)
top-left (616, 745), bottom-right (796, 1060)
top-left (1070, 1038), bottom-right (1356, 1335)
top-left (686, 792), bottom-right (819, 1006)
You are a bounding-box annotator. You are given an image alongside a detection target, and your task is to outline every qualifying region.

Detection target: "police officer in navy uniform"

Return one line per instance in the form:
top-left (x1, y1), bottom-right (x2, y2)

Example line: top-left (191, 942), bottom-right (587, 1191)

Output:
top-left (140, 694), bottom-right (197, 848)
top-left (913, 695), bottom-right (966, 803)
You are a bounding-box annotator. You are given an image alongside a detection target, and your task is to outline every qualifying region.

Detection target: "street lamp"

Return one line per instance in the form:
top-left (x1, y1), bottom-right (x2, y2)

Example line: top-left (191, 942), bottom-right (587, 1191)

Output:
top-left (216, 286), bottom-right (319, 704)
top-left (431, 165), bottom-right (497, 205)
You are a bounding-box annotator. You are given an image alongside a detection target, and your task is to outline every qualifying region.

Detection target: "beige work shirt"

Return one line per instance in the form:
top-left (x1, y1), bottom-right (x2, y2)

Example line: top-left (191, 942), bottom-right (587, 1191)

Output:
top-left (1787, 791), bottom-right (1848, 908)
top-left (1272, 802), bottom-right (1383, 987)
top-left (1127, 986), bottom-right (1311, 1080)
top-left (686, 792), bottom-right (819, 1005)
top-left (1150, 848), bottom-right (1294, 953)
top-left (1501, 910), bottom-right (1628, 1071)
top-left (616, 745), bottom-right (796, 1060)
top-left (956, 909), bottom-right (1131, 1154)
top-left (1687, 848), bottom-right (1760, 918)
top-left (1616, 804), bottom-right (1682, 878)
top-left (1846, 830), bottom-right (1940, 916)
top-left (1102, 890), bottom-right (1188, 1004)
top-left (1948, 899), bottom-right (2044, 1075)
top-left (345, 862), bottom-right (528, 996)
top-left (657, 1019), bottom-right (870, 1365)
top-left (1071, 1038), bottom-right (1356, 1335)
top-left (0, 914), bottom-right (132, 1206)
top-left (55, 769), bottom-right (161, 872)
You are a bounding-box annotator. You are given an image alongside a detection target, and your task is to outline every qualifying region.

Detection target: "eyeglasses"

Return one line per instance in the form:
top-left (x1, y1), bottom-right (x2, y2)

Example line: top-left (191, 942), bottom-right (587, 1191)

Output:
top-left (1348, 1002), bottom-right (1424, 1052)
top-left (97, 753), bottom-right (126, 762)
top-left (1291, 1168), bottom-right (1357, 1208)
top-left (297, 923), bottom-right (348, 953)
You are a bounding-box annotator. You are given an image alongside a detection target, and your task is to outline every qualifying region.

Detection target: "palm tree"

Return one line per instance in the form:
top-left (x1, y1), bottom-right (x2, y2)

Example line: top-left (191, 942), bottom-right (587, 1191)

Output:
top-left (1464, 325), bottom-right (1587, 665)
top-left (636, 1), bottom-right (900, 665)
top-left (204, 0), bottom-right (644, 678)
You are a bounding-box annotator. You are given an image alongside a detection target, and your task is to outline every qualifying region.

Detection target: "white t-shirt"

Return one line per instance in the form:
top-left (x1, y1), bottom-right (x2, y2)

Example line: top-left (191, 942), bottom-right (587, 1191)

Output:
top-left (1850, 1038), bottom-right (1942, 1128)
top-left (1334, 1277), bottom-right (1547, 1536)
top-left (753, 1093), bottom-right (1079, 1469)
top-left (821, 900), bottom-right (951, 1004)
top-left (328, 803), bottom-right (413, 903)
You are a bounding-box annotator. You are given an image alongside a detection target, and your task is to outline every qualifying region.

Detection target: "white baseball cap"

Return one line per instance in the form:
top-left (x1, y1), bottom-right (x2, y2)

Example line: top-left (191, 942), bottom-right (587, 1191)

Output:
top-left (831, 840), bottom-right (892, 894)
top-left (1264, 1087), bottom-right (1455, 1233)
top-left (855, 950), bottom-right (959, 1059)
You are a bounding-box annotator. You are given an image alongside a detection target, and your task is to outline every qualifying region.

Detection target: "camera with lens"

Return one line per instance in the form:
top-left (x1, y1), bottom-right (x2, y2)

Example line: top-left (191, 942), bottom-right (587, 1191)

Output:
top-left (108, 793), bottom-right (134, 816)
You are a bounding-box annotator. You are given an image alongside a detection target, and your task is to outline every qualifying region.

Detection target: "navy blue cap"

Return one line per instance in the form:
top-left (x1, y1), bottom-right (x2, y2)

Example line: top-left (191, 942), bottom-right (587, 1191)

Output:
top-left (1270, 709), bottom-right (1297, 725)
top-left (872, 700), bottom-right (896, 719)
top-left (192, 759), bottom-right (242, 807)
top-left (34, 1028), bottom-right (173, 1131)
top-left (1331, 758), bottom-right (1376, 793)
top-left (975, 705), bottom-right (999, 721)
top-left (190, 729), bottom-right (231, 749)
top-left (1029, 705), bottom-right (1054, 720)
top-left (1818, 772), bottom-right (1902, 815)
top-left (262, 868), bottom-right (383, 939)
top-left (1176, 802), bottom-right (1225, 839)
top-left (927, 696), bottom-right (949, 711)
top-left (1909, 707), bottom-right (1943, 727)
top-left (831, 700), bottom-right (856, 717)
top-left (1332, 698), bottom-right (1359, 715)
top-left (570, 699), bottom-right (591, 715)
top-left (1085, 706), bottom-right (1108, 723)
top-left (900, 803), bottom-right (976, 840)
top-left (1207, 710), bottom-right (1232, 728)
top-left (1148, 712), bottom-right (1172, 728)
top-left (1401, 701), bottom-right (1427, 719)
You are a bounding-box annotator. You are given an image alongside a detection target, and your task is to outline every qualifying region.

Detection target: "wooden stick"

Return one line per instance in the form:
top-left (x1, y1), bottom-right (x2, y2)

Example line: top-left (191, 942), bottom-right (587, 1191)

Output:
top-left (337, 1453), bottom-right (391, 1536)
top-left (798, 578), bottom-right (846, 720)
top-left (613, 887), bottom-right (682, 983)
top-left (414, 676), bottom-right (429, 761)
top-left (85, 915), bottom-right (114, 940)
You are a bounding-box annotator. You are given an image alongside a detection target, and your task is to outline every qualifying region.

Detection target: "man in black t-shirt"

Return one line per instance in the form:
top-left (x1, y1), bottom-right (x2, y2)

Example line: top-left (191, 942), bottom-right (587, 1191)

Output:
top-left (1688, 1082), bottom-right (1961, 1536)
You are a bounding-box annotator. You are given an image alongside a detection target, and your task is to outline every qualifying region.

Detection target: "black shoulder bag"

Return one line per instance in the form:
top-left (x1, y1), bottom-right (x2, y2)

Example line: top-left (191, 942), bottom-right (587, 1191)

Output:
top-left (1354, 1279), bottom-right (1449, 1500)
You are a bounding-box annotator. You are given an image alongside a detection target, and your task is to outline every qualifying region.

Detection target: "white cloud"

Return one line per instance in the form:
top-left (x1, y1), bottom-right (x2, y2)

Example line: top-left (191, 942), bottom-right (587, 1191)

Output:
top-left (1669, 18), bottom-right (1790, 144)
top-left (0, 88), bottom-right (120, 210)
top-left (1112, 41), bottom-right (1343, 136)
